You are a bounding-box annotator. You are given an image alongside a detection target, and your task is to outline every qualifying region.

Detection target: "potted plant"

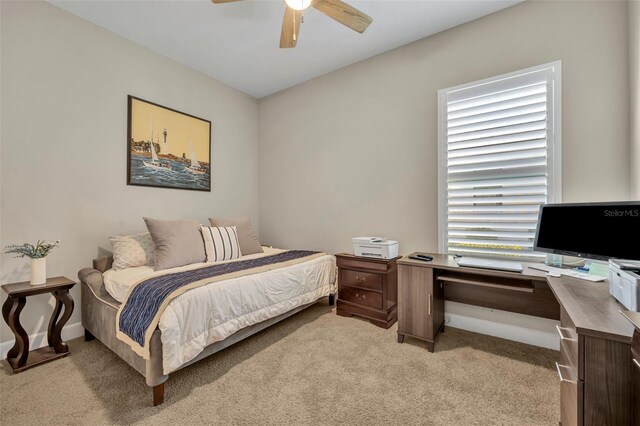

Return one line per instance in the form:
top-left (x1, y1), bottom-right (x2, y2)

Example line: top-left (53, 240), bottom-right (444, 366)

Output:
top-left (4, 240), bottom-right (60, 285)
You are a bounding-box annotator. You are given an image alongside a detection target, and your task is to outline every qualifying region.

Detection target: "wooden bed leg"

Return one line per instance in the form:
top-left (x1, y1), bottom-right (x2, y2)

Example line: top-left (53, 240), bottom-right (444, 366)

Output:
top-left (328, 294), bottom-right (336, 306)
top-left (153, 383), bottom-right (165, 406)
top-left (84, 329), bottom-right (95, 341)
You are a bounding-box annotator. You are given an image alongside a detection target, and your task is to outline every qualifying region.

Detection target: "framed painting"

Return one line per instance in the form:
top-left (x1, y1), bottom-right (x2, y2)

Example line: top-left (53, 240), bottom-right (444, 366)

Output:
top-left (127, 95), bottom-right (211, 191)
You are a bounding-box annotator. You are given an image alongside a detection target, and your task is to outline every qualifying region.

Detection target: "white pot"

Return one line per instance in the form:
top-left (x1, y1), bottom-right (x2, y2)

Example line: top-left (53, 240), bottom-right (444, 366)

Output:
top-left (30, 257), bottom-right (47, 285)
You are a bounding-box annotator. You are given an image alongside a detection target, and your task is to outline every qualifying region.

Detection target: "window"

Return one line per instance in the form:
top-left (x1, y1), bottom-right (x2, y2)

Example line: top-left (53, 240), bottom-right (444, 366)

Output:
top-left (438, 62), bottom-right (561, 260)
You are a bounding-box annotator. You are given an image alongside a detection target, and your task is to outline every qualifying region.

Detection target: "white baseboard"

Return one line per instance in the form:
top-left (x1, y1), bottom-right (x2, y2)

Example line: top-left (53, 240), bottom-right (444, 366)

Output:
top-left (445, 301), bottom-right (560, 351)
top-left (0, 305), bottom-right (559, 357)
top-left (0, 322), bottom-right (84, 358)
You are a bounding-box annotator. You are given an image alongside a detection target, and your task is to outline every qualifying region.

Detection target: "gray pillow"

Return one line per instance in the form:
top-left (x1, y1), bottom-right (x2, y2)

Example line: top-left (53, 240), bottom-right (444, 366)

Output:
top-left (208, 217), bottom-right (263, 255)
top-left (144, 218), bottom-right (206, 271)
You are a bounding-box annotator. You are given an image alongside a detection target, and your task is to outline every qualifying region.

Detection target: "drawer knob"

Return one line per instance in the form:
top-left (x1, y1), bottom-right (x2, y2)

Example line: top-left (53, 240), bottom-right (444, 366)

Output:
top-left (556, 325), bottom-right (577, 342)
top-left (555, 362), bottom-right (577, 384)
top-left (356, 293), bottom-right (366, 300)
top-left (356, 276), bottom-right (366, 283)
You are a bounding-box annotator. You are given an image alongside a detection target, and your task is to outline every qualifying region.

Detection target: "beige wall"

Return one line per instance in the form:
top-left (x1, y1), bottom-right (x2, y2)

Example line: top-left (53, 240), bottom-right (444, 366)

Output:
top-left (631, 0), bottom-right (640, 198)
top-left (0, 0), bottom-right (634, 350)
top-left (0, 1), bottom-right (259, 345)
top-left (258, 0), bottom-right (631, 256)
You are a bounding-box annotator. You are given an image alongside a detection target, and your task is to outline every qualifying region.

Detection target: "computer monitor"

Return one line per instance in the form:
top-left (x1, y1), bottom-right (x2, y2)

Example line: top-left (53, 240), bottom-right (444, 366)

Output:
top-left (534, 201), bottom-right (640, 261)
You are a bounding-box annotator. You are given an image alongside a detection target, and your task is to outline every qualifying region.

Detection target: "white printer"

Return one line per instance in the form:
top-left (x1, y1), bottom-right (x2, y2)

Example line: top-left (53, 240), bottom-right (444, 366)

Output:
top-left (352, 237), bottom-right (399, 260)
top-left (609, 259), bottom-right (640, 312)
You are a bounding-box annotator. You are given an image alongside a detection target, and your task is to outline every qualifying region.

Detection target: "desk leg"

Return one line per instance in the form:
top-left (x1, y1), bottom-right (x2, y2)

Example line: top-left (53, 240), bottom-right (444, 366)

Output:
top-left (47, 290), bottom-right (73, 354)
top-left (3, 296), bottom-right (29, 368)
top-left (426, 341), bottom-right (435, 353)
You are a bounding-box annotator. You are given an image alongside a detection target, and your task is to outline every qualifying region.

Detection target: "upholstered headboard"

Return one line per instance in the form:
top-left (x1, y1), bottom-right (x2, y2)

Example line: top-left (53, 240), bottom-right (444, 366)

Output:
top-left (93, 255), bottom-right (114, 273)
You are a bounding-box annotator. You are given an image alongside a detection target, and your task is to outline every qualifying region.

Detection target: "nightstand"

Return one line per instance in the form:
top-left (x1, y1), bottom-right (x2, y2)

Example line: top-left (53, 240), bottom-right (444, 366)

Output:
top-left (2, 276), bottom-right (76, 373)
top-left (335, 253), bottom-right (400, 329)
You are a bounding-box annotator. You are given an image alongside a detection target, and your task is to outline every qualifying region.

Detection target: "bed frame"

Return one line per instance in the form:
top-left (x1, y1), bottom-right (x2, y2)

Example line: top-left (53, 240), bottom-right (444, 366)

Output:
top-left (78, 255), bottom-right (335, 406)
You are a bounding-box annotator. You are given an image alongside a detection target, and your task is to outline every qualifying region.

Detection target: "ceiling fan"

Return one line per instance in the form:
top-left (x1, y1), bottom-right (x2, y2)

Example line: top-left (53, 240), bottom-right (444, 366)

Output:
top-left (211, 0), bottom-right (373, 48)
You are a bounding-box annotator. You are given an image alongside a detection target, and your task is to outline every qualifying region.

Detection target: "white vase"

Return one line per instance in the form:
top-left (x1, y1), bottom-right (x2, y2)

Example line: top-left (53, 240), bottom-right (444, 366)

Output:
top-left (30, 257), bottom-right (47, 285)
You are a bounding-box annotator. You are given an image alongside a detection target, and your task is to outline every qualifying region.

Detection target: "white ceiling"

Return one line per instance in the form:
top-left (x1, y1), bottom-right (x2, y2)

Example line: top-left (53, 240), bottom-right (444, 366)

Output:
top-left (50, 0), bottom-right (522, 98)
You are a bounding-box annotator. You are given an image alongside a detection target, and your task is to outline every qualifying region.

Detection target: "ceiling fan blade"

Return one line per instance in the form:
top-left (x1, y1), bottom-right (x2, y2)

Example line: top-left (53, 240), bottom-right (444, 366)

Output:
top-left (311, 0), bottom-right (372, 33)
top-left (211, 0), bottom-right (245, 4)
top-left (280, 7), bottom-right (302, 49)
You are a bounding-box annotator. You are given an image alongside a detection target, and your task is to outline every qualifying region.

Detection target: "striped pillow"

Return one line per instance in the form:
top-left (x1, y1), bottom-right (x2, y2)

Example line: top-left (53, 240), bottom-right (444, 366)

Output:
top-left (201, 226), bottom-right (242, 262)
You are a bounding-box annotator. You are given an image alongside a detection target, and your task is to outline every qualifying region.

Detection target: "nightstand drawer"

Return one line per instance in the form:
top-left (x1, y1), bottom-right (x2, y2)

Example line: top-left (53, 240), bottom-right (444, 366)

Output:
top-left (340, 269), bottom-right (383, 291)
top-left (336, 257), bottom-right (392, 273)
top-left (339, 286), bottom-right (383, 310)
top-left (335, 253), bottom-right (398, 329)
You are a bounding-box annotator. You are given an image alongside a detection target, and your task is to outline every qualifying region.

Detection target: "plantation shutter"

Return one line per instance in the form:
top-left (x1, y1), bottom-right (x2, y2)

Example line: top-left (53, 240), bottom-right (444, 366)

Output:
top-left (439, 64), bottom-right (561, 260)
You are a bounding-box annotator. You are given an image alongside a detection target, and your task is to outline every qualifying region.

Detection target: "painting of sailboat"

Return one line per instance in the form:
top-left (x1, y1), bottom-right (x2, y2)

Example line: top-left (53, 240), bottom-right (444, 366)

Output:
top-left (185, 141), bottom-right (206, 175)
top-left (127, 95), bottom-right (211, 191)
top-left (143, 126), bottom-right (172, 171)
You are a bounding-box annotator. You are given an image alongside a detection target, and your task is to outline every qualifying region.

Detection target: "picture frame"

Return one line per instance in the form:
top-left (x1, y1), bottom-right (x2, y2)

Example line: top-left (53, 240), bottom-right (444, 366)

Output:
top-left (127, 95), bottom-right (212, 192)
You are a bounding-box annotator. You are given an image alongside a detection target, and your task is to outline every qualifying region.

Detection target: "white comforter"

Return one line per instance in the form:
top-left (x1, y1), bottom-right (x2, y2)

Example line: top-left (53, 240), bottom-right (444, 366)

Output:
top-left (103, 248), bottom-right (337, 374)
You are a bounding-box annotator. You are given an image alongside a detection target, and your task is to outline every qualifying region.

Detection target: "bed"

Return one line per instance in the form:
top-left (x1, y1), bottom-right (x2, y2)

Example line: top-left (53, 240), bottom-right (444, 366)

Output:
top-left (78, 247), bottom-right (337, 405)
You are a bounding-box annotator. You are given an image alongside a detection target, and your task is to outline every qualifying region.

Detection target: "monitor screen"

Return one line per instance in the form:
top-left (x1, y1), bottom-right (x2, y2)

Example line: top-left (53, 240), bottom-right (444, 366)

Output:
top-left (534, 202), bottom-right (640, 261)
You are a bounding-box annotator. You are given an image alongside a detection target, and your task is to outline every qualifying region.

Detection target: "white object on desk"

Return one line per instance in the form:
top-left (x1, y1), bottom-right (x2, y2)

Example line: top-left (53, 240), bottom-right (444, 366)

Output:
top-left (609, 262), bottom-right (640, 311)
top-left (456, 257), bottom-right (523, 273)
top-left (352, 237), bottom-right (399, 259)
top-left (528, 264), bottom-right (606, 282)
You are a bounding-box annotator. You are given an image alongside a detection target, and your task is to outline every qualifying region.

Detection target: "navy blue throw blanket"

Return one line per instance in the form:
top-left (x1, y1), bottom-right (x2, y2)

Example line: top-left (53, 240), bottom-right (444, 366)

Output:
top-left (118, 250), bottom-right (319, 347)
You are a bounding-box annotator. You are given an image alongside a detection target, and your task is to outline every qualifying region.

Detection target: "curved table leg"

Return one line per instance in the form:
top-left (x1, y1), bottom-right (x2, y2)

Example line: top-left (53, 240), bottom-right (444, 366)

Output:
top-left (47, 294), bottom-right (63, 347)
top-left (5, 297), bottom-right (29, 367)
top-left (1, 297), bottom-right (12, 336)
top-left (48, 290), bottom-right (74, 353)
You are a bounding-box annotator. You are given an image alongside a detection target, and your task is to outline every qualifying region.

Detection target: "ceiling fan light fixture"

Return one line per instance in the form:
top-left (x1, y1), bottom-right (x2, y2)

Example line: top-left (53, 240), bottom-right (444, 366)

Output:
top-left (212, 0), bottom-right (372, 48)
top-left (284, 0), bottom-right (312, 11)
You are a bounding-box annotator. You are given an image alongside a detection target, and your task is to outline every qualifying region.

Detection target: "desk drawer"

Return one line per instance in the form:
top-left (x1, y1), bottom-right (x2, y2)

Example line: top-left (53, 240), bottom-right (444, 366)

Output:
top-left (633, 330), bottom-right (640, 370)
top-left (340, 269), bottom-right (383, 291)
top-left (559, 307), bottom-right (579, 375)
top-left (339, 286), bottom-right (383, 310)
top-left (556, 361), bottom-right (581, 426)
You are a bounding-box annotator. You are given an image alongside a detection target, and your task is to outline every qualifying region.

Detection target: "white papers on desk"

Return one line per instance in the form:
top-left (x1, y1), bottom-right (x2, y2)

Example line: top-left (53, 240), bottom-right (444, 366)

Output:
top-left (528, 264), bottom-right (606, 282)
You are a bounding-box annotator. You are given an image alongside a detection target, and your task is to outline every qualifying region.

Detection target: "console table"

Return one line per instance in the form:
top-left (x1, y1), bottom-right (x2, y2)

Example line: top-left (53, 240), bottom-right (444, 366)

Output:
top-left (2, 276), bottom-right (76, 373)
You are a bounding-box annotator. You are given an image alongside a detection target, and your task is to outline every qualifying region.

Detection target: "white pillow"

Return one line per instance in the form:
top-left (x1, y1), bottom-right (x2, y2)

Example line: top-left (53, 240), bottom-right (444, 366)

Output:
top-left (201, 226), bottom-right (242, 262)
top-left (109, 233), bottom-right (155, 270)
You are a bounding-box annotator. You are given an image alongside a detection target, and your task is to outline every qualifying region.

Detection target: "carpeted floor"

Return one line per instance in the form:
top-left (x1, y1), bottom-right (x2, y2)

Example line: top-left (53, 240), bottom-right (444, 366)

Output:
top-left (0, 301), bottom-right (559, 425)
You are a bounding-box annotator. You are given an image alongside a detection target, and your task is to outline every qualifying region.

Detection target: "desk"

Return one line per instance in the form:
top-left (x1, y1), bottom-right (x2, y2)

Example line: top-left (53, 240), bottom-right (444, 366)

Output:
top-left (397, 253), bottom-right (635, 425)
top-left (397, 254), bottom-right (561, 352)
top-left (548, 276), bottom-right (634, 425)
top-left (620, 310), bottom-right (640, 425)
